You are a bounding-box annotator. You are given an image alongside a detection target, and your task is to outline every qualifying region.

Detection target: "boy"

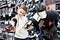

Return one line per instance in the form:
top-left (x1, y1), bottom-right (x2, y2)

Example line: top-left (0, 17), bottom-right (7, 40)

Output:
top-left (10, 5), bottom-right (33, 40)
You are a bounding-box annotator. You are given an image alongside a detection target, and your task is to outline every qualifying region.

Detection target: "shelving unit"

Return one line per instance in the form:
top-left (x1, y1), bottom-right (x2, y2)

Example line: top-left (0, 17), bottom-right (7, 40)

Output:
top-left (56, 0), bottom-right (60, 38)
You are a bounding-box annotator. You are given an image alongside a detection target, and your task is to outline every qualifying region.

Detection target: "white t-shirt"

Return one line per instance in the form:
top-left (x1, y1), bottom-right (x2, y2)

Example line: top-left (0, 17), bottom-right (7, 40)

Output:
top-left (11, 15), bottom-right (28, 39)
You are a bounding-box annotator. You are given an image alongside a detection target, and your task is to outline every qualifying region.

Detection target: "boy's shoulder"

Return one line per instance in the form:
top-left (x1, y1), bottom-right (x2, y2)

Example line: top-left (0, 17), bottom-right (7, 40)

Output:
top-left (23, 16), bottom-right (28, 21)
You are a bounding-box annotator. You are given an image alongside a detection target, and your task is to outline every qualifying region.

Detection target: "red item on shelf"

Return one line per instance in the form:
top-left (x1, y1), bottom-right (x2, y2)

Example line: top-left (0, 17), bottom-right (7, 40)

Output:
top-left (5, 29), bottom-right (10, 32)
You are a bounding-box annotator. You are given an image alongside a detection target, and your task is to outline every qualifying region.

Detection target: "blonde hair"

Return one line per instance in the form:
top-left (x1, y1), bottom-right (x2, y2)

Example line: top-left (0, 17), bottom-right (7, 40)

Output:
top-left (19, 5), bottom-right (27, 12)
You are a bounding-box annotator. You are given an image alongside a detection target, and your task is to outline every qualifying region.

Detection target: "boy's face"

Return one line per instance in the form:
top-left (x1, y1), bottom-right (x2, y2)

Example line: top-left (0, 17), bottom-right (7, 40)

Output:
top-left (18, 8), bottom-right (26, 16)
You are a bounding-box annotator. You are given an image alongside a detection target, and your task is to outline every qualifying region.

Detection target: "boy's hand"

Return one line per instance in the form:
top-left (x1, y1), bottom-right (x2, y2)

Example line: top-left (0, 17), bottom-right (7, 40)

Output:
top-left (28, 25), bottom-right (33, 30)
top-left (11, 26), bottom-right (16, 32)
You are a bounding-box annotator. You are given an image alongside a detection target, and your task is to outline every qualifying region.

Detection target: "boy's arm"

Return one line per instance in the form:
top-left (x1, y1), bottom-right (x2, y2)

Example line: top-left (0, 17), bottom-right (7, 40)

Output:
top-left (26, 20), bottom-right (33, 30)
top-left (9, 16), bottom-right (17, 32)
